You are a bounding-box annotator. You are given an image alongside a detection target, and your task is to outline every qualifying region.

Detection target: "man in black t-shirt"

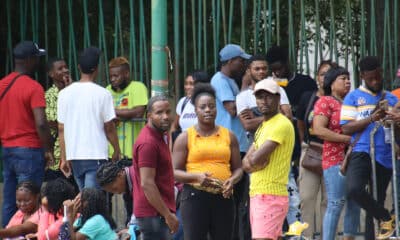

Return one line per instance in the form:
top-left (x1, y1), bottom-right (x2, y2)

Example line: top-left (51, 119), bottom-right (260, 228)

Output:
top-left (266, 46), bottom-right (317, 115)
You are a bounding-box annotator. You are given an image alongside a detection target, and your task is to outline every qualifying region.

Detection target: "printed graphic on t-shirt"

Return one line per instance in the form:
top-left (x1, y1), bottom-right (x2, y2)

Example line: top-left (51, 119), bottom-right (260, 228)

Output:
top-left (116, 93), bottom-right (129, 107)
top-left (181, 112), bottom-right (196, 120)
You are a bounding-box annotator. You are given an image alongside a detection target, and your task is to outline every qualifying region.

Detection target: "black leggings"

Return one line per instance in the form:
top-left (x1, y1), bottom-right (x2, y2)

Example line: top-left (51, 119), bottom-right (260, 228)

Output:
top-left (346, 152), bottom-right (392, 240)
top-left (180, 184), bottom-right (234, 240)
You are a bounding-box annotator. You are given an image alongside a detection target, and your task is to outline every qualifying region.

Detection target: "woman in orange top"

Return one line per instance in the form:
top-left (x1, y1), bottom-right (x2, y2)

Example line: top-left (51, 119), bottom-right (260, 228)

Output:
top-left (173, 83), bottom-right (242, 240)
top-left (0, 181), bottom-right (40, 239)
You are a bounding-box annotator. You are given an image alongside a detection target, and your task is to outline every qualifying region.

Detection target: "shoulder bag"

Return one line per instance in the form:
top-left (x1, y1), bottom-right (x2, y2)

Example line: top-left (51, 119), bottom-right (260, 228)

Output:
top-left (300, 91), bottom-right (323, 175)
top-left (0, 73), bottom-right (23, 101)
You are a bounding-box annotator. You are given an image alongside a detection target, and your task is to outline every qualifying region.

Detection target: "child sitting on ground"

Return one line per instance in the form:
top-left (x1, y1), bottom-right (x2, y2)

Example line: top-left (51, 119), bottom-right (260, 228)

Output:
top-left (25, 178), bottom-right (77, 240)
top-left (0, 181), bottom-right (41, 239)
top-left (65, 188), bottom-right (117, 240)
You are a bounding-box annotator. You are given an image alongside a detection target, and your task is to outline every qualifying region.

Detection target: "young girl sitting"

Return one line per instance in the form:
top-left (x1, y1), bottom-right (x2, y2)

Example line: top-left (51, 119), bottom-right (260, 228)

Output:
top-left (65, 188), bottom-right (117, 240)
top-left (25, 178), bottom-right (77, 240)
top-left (0, 181), bottom-right (41, 239)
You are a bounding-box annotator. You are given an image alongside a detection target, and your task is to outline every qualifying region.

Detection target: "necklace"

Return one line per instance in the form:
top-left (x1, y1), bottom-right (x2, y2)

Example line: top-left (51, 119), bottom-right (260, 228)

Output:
top-left (196, 125), bottom-right (218, 137)
top-left (331, 94), bottom-right (343, 103)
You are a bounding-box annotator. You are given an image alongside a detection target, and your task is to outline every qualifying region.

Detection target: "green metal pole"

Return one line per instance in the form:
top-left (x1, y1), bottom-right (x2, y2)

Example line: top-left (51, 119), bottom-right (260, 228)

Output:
top-left (173, 0), bottom-right (181, 98)
top-left (360, 0), bottom-right (366, 58)
top-left (151, 0), bottom-right (168, 96)
top-left (276, 0), bottom-right (280, 46)
top-left (212, 0), bottom-right (217, 72)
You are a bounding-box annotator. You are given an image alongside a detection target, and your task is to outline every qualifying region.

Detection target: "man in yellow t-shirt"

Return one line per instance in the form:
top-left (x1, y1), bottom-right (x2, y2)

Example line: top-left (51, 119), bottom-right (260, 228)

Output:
top-left (106, 57), bottom-right (148, 161)
top-left (243, 79), bottom-right (294, 240)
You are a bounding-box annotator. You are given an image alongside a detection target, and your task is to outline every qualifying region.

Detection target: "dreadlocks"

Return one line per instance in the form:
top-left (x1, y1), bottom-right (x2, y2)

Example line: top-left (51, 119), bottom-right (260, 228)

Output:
top-left (80, 188), bottom-right (116, 230)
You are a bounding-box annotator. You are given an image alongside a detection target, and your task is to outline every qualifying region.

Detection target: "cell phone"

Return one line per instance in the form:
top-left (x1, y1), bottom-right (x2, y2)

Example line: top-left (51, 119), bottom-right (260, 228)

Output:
top-left (379, 99), bottom-right (389, 111)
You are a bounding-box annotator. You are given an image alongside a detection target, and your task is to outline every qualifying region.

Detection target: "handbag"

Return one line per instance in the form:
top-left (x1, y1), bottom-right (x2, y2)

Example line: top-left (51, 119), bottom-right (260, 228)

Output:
top-left (340, 91), bottom-right (387, 175)
top-left (300, 91), bottom-right (323, 175)
top-left (301, 142), bottom-right (323, 176)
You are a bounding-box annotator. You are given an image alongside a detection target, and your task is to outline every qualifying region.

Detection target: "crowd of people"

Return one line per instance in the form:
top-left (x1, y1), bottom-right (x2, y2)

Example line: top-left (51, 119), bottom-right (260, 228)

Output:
top-left (1, 39), bottom-right (400, 240)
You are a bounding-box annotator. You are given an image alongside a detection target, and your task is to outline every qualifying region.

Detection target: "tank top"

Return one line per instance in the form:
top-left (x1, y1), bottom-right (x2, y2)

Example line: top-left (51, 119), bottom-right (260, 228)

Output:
top-left (186, 126), bottom-right (232, 181)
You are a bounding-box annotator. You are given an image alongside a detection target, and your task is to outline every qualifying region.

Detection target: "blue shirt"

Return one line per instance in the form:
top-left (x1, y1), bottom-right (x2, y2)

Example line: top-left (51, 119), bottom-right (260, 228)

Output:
top-left (74, 214), bottom-right (117, 240)
top-left (211, 72), bottom-right (249, 152)
top-left (340, 86), bottom-right (398, 168)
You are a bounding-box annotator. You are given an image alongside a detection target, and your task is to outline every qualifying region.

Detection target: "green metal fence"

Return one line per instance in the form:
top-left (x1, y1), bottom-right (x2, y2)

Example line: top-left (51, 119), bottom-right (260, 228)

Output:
top-left (1, 0), bottom-right (399, 96)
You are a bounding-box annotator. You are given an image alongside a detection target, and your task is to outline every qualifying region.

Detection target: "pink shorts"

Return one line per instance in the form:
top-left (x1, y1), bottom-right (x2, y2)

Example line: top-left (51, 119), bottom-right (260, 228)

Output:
top-left (250, 194), bottom-right (289, 239)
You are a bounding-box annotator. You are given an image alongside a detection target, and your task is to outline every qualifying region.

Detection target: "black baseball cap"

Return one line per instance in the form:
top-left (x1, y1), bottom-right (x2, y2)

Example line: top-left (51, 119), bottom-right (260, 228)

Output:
top-left (13, 41), bottom-right (46, 59)
top-left (78, 47), bottom-right (101, 74)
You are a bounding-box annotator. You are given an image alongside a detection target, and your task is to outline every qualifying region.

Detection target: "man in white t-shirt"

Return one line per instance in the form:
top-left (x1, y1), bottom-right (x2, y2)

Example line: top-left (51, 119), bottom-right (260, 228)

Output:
top-left (57, 46), bottom-right (121, 190)
top-left (236, 54), bottom-right (292, 141)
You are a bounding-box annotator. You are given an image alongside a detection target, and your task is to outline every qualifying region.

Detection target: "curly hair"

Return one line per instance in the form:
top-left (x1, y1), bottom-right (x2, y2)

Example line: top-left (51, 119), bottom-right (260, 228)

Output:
top-left (96, 161), bottom-right (125, 187)
top-left (80, 188), bottom-right (116, 230)
top-left (191, 82), bottom-right (216, 105)
top-left (42, 178), bottom-right (77, 214)
top-left (359, 56), bottom-right (381, 72)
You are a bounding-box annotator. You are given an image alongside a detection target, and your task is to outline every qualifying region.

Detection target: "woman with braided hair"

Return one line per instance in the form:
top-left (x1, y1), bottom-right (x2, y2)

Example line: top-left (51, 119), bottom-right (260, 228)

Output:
top-left (96, 161), bottom-right (133, 225)
top-left (64, 188), bottom-right (117, 240)
top-left (0, 181), bottom-right (41, 239)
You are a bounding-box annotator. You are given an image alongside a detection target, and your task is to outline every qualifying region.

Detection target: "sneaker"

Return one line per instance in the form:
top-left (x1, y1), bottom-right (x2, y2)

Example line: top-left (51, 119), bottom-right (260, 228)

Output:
top-left (285, 221), bottom-right (309, 236)
top-left (377, 215), bottom-right (395, 239)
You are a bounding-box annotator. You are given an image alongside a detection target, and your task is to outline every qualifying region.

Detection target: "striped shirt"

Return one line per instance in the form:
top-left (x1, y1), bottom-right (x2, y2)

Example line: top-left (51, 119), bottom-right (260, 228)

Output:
top-left (249, 113), bottom-right (295, 196)
top-left (340, 86), bottom-right (398, 168)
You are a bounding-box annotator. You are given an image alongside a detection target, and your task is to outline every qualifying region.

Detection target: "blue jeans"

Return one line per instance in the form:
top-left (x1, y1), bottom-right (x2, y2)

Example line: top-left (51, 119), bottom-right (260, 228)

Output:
top-left (2, 147), bottom-right (45, 227)
top-left (323, 165), bottom-right (360, 240)
top-left (70, 160), bottom-right (107, 190)
top-left (172, 208), bottom-right (183, 240)
top-left (136, 216), bottom-right (172, 240)
top-left (287, 170), bottom-right (302, 224)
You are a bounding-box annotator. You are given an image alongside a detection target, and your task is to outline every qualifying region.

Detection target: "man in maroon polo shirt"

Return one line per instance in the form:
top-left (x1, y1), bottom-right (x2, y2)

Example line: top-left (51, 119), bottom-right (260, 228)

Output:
top-left (132, 95), bottom-right (178, 239)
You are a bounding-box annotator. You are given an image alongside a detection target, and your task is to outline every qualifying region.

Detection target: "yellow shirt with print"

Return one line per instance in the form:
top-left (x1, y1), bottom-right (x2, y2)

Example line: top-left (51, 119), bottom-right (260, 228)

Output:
top-left (45, 85), bottom-right (61, 170)
top-left (249, 113), bottom-right (295, 197)
top-left (106, 81), bottom-right (148, 159)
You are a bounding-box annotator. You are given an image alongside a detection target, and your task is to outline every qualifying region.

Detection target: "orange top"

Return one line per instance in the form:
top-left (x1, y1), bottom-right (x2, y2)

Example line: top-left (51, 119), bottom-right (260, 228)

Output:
top-left (186, 126), bottom-right (232, 181)
top-left (6, 209), bottom-right (40, 228)
top-left (26, 207), bottom-right (63, 240)
top-left (392, 88), bottom-right (400, 100)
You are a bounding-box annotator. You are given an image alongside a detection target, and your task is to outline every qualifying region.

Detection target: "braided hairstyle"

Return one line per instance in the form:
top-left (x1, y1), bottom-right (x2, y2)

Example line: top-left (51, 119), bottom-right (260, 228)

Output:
top-left (96, 161), bottom-right (125, 187)
top-left (16, 181), bottom-right (40, 196)
top-left (80, 188), bottom-right (116, 230)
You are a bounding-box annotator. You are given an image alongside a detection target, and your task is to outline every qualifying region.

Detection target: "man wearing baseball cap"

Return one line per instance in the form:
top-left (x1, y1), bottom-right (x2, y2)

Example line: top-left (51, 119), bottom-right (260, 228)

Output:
top-left (243, 79), bottom-right (295, 240)
top-left (57, 46), bottom-right (121, 190)
top-left (0, 41), bottom-right (54, 227)
top-left (210, 44), bottom-right (251, 239)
